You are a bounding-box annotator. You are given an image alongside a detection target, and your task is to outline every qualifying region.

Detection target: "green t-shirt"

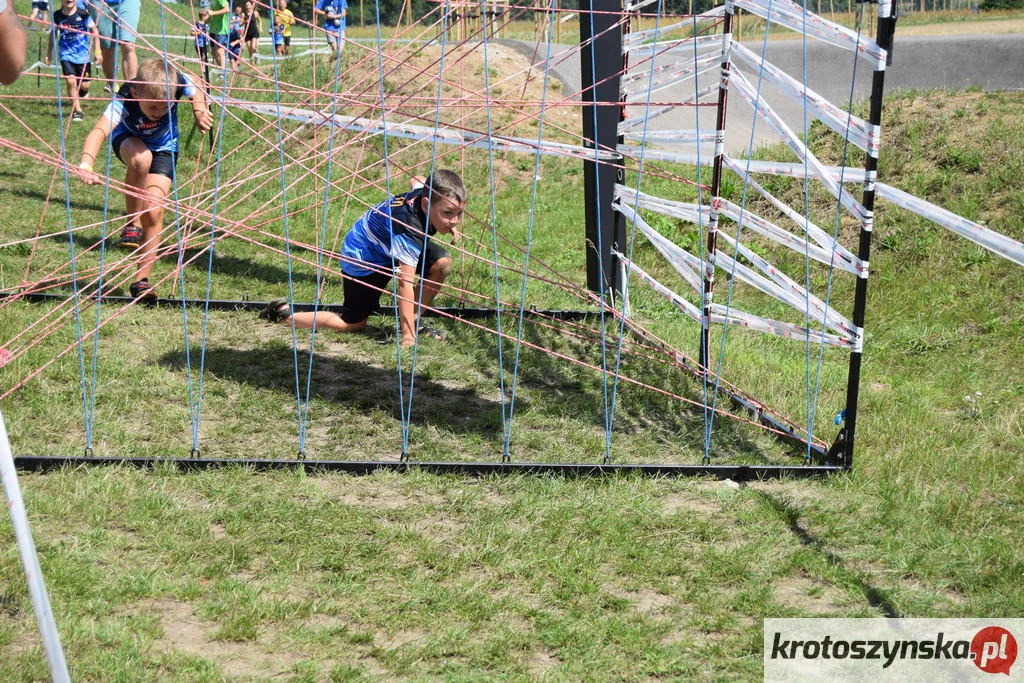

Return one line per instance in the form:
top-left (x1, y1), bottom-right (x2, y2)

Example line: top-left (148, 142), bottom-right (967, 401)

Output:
top-left (208, 0), bottom-right (230, 35)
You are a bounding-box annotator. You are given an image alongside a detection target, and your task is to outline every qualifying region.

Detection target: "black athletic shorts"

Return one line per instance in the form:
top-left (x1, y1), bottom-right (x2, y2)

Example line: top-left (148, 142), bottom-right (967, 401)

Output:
top-left (283, 35), bottom-right (291, 46)
top-left (340, 240), bottom-right (449, 324)
top-left (111, 133), bottom-right (178, 180)
top-left (60, 61), bottom-right (91, 78)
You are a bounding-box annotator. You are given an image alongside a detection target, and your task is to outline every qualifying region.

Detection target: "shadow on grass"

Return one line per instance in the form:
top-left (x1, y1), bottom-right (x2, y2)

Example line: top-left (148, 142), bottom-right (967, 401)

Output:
top-left (0, 170), bottom-right (111, 214)
top-left (45, 228), bottom-right (323, 287)
top-left (756, 491), bottom-right (902, 617)
top-left (160, 344), bottom-right (511, 440)
top-left (443, 317), bottom-right (786, 465)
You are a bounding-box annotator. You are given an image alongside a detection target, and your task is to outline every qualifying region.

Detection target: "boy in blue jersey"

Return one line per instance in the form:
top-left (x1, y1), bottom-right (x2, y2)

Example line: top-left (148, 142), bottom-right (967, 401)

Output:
top-left (77, 57), bottom-right (213, 300)
top-left (313, 0), bottom-right (346, 58)
top-left (261, 171), bottom-right (466, 347)
top-left (46, 0), bottom-right (100, 122)
top-left (191, 9), bottom-right (210, 71)
top-left (270, 4), bottom-right (285, 56)
top-left (228, 9), bottom-right (242, 68)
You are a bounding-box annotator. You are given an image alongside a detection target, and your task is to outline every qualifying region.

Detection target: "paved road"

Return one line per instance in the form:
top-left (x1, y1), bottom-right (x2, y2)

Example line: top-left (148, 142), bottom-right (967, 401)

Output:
top-left (503, 32), bottom-right (1024, 154)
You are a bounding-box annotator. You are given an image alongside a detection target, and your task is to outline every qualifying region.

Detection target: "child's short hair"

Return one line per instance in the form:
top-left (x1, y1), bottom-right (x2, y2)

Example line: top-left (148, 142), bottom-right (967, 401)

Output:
top-left (199, 9), bottom-right (210, 17)
top-left (134, 58), bottom-right (181, 101)
top-left (425, 170), bottom-right (467, 205)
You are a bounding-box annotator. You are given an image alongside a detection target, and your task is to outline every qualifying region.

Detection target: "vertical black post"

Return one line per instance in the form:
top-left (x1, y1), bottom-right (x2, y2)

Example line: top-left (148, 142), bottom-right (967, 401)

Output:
top-left (699, 9), bottom-right (734, 371)
top-left (580, 0), bottom-right (624, 297)
top-left (840, 5), bottom-right (897, 469)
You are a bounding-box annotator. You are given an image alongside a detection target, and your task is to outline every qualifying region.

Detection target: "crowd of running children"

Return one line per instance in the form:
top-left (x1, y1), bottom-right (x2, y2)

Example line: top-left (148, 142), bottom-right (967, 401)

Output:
top-left (6, 0), bottom-right (460, 346)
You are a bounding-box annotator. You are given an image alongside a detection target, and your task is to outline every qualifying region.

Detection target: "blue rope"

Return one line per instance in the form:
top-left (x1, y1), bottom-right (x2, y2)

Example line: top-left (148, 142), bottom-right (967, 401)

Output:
top-left (396, 0), bottom-right (457, 458)
top-left (808, 2), bottom-right (869, 459)
top-left (368, 0), bottom-right (403, 457)
top-left (607, 1), bottom-right (668, 464)
top-left (195, 12), bottom-right (238, 453)
top-left (582, 0), bottom-right (617, 464)
top-left (477, 0), bottom-right (513, 460)
top-left (693, 8), bottom-right (711, 463)
top-left (155, 5), bottom-right (206, 453)
top-left (49, 38), bottom-right (93, 450)
top-left (704, 0), bottom-right (777, 462)
top-left (500, 1), bottom-right (559, 461)
top-left (298, 6), bottom-right (349, 455)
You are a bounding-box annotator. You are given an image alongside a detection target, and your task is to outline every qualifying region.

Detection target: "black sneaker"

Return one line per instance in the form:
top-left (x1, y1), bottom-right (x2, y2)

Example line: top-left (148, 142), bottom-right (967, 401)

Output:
top-left (258, 298), bottom-right (292, 324)
top-left (129, 279), bottom-right (158, 302)
top-left (117, 224), bottom-right (142, 249)
top-left (417, 323), bottom-right (446, 341)
top-left (71, 110), bottom-right (84, 122)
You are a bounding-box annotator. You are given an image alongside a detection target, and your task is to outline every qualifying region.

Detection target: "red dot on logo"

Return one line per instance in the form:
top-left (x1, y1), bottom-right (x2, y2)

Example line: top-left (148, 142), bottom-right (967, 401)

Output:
top-left (971, 626), bottom-right (1017, 675)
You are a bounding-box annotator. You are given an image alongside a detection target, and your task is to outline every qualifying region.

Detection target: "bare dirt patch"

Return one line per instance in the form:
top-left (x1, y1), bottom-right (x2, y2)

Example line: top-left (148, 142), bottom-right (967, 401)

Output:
top-left (376, 627), bottom-right (429, 650)
top-left (526, 650), bottom-right (561, 675)
top-left (143, 598), bottom-right (301, 677)
top-left (773, 575), bottom-right (848, 615)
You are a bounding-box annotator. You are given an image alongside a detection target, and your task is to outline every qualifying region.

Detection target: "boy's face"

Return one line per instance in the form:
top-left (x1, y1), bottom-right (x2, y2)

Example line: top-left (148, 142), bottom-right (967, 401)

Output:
top-left (61, 0), bottom-right (76, 11)
top-left (199, 11), bottom-right (209, 20)
top-left (131, 88), bottom-right (171, 121)
top-left (420, 193), bottom-right (464, 235)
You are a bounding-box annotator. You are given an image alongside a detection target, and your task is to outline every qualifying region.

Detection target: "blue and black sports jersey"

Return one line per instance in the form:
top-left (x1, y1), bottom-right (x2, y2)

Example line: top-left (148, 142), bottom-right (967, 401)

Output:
top-left (341, 189), bottom-right (434, 277)
top-left (103, 72), bottom-right (197, 154)
top-left (194, 21), bottom-right (209, 49)
top-left (51, 8), bottom-right (94, 65)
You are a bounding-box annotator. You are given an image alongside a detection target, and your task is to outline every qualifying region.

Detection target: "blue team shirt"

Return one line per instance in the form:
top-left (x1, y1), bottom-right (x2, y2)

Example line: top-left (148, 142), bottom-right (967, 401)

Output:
top-left (316, 0), bottom-right (347, 32)
top-left (51, 8), bottom-right (94, 65)
top-left (341, 189), bottom-right (434, 277)
top-left (194, 21), bottom-right (209, 49)
top-left (104, 73), bottom-right (197, 154)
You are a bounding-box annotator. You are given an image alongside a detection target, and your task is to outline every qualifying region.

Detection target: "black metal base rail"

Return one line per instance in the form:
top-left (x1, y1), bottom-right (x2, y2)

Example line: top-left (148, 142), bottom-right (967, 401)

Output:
top-left (13, 455), bottom-right (844, 480)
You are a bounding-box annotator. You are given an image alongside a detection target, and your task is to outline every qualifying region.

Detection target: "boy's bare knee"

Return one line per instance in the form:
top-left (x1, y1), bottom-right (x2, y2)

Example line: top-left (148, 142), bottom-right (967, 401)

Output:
top-left (431, 257), bottom-right (453, 280)
top-left (126, 153), bottom-right (153, 176)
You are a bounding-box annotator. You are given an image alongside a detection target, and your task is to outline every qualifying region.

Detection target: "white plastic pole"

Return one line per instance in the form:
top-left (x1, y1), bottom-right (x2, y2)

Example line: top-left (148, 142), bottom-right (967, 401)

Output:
top-left (0, 412), bottom-right (71, 682)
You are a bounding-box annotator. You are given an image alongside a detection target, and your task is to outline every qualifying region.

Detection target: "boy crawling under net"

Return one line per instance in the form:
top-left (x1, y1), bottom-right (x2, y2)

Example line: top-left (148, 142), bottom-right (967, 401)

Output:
top-left (261, 171), bottom-right (466, 347)
top-left (78, 57), bottom-right (213, 300)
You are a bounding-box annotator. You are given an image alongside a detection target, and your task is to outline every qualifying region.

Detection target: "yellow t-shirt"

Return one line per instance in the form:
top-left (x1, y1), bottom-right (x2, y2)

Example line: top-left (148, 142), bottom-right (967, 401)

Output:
top-left (280, 8), bottom-right (295, 37)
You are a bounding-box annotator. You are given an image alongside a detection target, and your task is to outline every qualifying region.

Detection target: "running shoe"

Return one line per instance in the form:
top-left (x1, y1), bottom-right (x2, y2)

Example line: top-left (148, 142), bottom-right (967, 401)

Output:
top-left (117, 224), bottom-right (142, 250)
top-left (129, 279), bottom-right (158, 302)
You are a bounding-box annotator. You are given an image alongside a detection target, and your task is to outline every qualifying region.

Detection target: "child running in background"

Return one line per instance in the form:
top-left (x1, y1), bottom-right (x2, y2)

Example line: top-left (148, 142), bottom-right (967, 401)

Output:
top-left (242, 0), bottom-right (261, 61)
top-left (77, 58), bottom-right (213, 300)
top-left (228, 6), bottom-right (243, 68)
top-left (46, 0), bottom-right (100, 122)
top-left (191, 9), bottom-right (210, 73)
top-left (271, 3), bottom-right (285, 56)
top-left (261, 172), bottom-right (466, 347)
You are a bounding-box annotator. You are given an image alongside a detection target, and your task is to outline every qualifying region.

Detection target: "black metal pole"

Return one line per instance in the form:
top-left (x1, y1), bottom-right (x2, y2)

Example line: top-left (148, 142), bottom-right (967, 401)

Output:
top-left (841, 5), bottom-right (897, 469)
top-left (699, 9), bottom-right (734, 371)
top-left (580, 0), bottom-right (625, 298)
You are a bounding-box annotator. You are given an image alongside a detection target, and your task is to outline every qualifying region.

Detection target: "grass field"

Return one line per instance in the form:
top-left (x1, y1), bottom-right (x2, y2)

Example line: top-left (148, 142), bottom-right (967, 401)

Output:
top-left (1, 5), bottom-right (1023, 680)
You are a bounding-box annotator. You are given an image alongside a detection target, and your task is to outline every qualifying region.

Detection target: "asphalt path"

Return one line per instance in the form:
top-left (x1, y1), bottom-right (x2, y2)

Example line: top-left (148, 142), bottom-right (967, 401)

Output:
top-left (502, 32), bottom-right (1024, 154)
